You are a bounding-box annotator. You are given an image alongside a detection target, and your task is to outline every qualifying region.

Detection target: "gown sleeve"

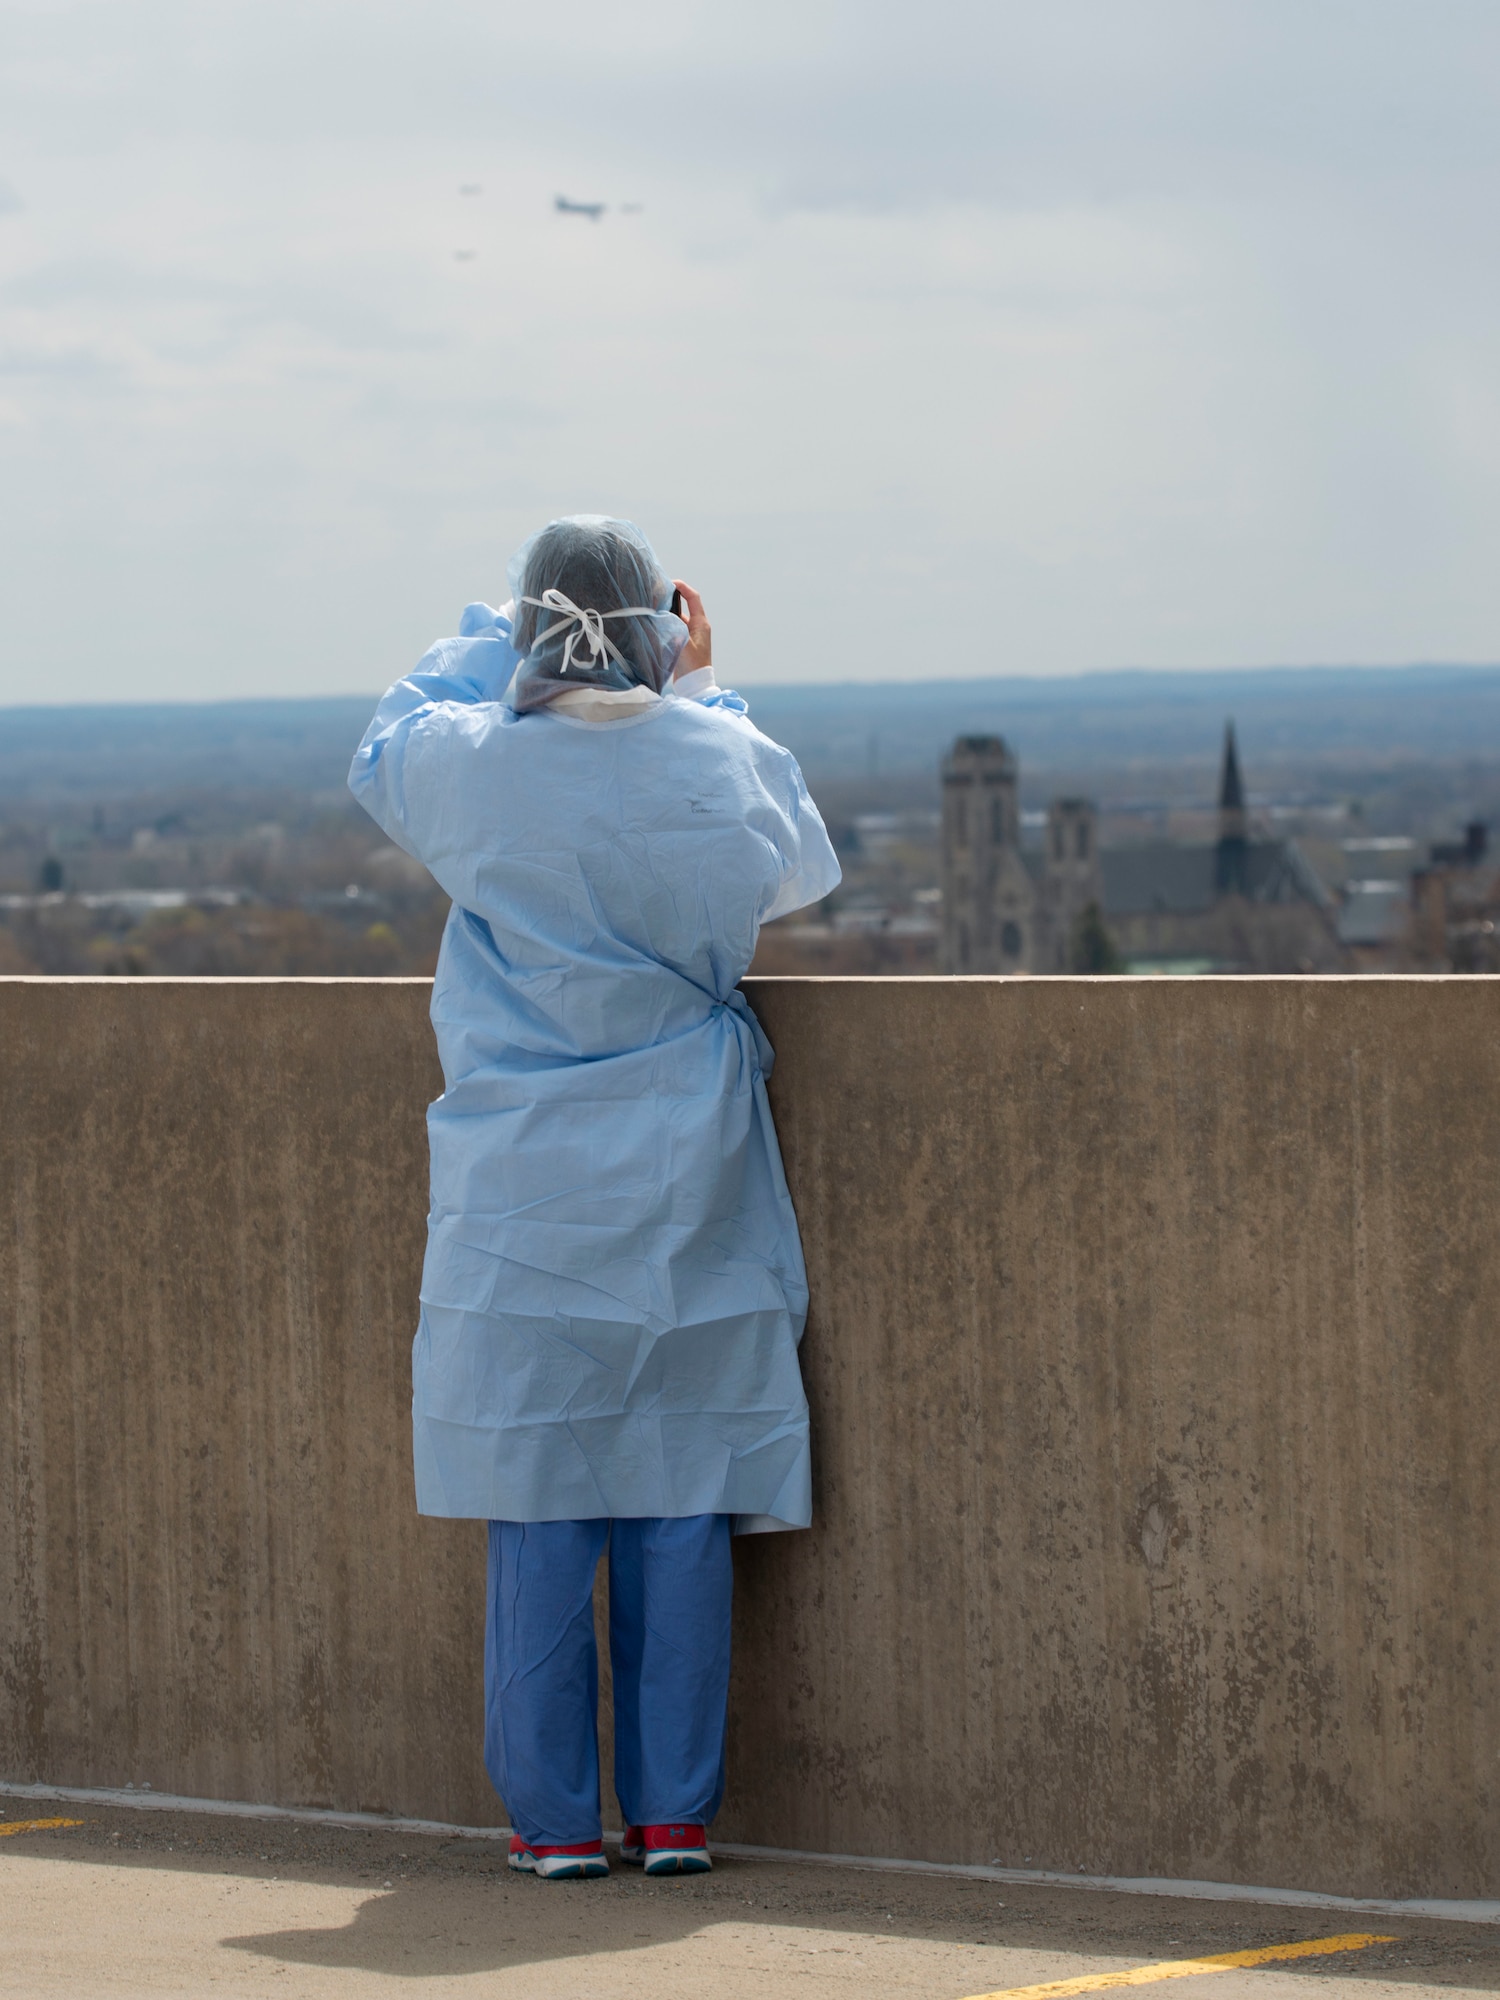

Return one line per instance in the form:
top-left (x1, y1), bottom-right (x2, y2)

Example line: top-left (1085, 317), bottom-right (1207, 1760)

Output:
top-left (761, 756), bottom-right (842, 922)
top-left (683, 676), bottom-right (842, 924)
top-left (347, 610), bottom-right (521, 867)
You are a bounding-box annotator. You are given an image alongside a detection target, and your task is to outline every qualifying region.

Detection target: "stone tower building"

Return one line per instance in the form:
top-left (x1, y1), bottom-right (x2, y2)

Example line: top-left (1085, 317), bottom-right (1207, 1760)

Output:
top-left (1035, 798), bottom-right (1105, 971)
top-left (939, 736), bottom-right (1035, 973)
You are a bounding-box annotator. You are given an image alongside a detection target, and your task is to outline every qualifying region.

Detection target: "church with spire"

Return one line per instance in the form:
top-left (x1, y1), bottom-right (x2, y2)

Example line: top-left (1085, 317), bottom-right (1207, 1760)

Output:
top-left (940, 723), bottom-right (1339, 974)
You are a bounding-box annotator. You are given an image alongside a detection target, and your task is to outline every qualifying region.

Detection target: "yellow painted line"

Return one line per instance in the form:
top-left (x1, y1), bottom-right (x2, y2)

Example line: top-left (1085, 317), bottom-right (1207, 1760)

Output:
top-left (0, 1817), bottom-right (86, 1838)
top-left (962, 1932), bottom-right (1398, 2000)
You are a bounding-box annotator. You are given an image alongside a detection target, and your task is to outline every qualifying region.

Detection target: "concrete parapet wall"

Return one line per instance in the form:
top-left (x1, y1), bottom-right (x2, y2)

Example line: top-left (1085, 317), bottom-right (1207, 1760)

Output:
top-left (1, 976), bottom-right (1496, 1897)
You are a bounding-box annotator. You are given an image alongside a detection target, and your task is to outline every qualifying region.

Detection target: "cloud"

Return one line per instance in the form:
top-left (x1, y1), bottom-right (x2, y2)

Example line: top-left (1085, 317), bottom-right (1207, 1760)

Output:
top-left (0, 1), bottom-right (1497, 700)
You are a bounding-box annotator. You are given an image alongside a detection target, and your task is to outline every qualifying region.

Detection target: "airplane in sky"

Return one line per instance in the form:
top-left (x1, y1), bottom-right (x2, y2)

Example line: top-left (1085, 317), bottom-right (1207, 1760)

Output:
top-left (555, 195), bottom-right (606, 220)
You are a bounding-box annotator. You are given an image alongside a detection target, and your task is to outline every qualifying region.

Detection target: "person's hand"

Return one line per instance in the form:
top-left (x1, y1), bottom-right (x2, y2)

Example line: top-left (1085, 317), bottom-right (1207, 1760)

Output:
top-left (672, 580), bottom-right (711, 678)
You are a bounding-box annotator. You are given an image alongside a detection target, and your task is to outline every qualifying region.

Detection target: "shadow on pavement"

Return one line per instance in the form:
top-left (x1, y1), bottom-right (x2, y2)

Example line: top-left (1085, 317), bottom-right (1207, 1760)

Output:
top-left (7, 1807), bottom-right (1499, 1989)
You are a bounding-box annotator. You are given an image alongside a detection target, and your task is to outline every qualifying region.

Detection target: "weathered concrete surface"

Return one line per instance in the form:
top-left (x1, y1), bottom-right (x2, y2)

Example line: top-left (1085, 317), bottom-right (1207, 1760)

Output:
top-left (0, 980), bottom-right (469, 1827)
top-left (2, 977), bottom-right (1498, 1897)
top-left (7, 1800), bottom-right (1484, 2000)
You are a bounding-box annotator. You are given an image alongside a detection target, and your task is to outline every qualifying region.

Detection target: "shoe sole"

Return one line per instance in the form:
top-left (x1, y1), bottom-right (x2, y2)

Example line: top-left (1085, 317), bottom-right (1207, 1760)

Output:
top-left (643, 1850), bottom-right (712, 1875)
top-left (510, 1852), bottom-right (609, 1879)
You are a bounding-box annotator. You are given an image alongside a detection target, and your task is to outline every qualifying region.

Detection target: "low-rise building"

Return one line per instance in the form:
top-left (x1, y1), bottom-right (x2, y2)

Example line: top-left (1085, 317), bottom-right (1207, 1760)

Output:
top-left (1409, 822), bottom-right (1498, 971)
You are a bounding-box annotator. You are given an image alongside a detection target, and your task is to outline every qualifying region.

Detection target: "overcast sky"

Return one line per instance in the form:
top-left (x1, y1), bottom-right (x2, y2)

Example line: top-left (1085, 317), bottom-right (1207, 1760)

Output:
top-left (1, 0), bottom-right (1498, 702)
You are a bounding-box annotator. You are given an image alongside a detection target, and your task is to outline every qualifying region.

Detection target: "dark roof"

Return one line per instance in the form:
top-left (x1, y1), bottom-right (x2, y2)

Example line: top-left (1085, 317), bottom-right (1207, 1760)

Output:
top-left (1101, 840), bottom-right (1331, 917)
top-left (1103, 845), bottom-right (1216, 915)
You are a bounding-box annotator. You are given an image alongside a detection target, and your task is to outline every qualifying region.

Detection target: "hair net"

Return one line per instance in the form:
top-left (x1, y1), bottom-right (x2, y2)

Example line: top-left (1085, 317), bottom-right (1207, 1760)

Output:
top-left (505, 515), bottom-right (688, 712)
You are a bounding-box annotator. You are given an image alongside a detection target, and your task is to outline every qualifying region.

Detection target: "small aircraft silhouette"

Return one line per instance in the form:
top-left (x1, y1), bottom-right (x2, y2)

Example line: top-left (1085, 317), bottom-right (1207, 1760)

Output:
top-left (555, 195), bottom-right (606, 220)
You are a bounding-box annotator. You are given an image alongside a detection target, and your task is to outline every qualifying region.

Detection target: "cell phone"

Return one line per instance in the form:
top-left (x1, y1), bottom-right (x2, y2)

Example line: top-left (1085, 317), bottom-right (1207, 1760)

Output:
top-left (670, 587), bottom-right (683, 619)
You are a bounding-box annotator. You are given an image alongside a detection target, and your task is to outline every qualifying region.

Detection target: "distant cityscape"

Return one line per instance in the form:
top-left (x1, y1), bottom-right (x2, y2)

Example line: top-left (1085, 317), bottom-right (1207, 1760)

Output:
top-left (2, 673), bottom-right (1498, 978)
top-left (755, 724), bottom-right (1497, 976)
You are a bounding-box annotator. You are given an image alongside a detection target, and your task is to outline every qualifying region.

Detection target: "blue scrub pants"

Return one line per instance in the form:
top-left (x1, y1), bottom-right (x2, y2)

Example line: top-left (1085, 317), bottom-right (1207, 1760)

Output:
top-left (484, 1514), bottom-right (733, 1849)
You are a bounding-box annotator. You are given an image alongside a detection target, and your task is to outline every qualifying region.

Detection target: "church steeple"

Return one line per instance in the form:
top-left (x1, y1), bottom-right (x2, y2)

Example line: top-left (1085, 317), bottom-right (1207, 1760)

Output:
top-left (1219, 721), bottom-right (1245, 838)
top-left (1215, 721), bottom-right (1248, 894)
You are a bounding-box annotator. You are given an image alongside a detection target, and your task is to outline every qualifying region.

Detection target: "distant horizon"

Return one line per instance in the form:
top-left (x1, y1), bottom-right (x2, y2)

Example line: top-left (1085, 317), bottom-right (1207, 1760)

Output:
top-left (6, 659), bottom-right (1500, 804)
top-left (5, 656), bottom-right (1500, 718)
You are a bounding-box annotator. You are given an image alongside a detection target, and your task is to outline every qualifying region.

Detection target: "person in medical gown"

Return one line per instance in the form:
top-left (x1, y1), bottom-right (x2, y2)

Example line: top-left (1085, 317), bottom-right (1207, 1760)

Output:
top-left (349, 515), bottom-right (840, 1879)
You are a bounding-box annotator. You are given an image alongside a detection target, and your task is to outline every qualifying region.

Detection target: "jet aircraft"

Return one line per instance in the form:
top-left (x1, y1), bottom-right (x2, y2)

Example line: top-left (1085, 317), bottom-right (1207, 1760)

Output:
top-left (555, 195), bottom-right (606, 220)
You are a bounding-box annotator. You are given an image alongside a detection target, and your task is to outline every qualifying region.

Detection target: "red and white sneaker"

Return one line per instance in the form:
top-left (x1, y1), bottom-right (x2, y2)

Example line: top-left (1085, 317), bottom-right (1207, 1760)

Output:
top-left (509, 1833), bottom-right (609, 1880)
top-left (620, 1825), bottom-right (646, 1867)
top-left (640, 1823), bottom-right (711, 1875)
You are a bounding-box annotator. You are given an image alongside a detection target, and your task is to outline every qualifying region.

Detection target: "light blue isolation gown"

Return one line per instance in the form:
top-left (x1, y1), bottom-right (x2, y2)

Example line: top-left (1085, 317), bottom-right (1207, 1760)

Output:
top-left (349, 607), bottom-right (841, 1534)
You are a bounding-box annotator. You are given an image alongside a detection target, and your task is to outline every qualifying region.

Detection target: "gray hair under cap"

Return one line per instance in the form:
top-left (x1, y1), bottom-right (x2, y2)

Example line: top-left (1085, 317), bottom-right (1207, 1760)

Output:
top-left (506, 515), bottom-right (688, 713)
